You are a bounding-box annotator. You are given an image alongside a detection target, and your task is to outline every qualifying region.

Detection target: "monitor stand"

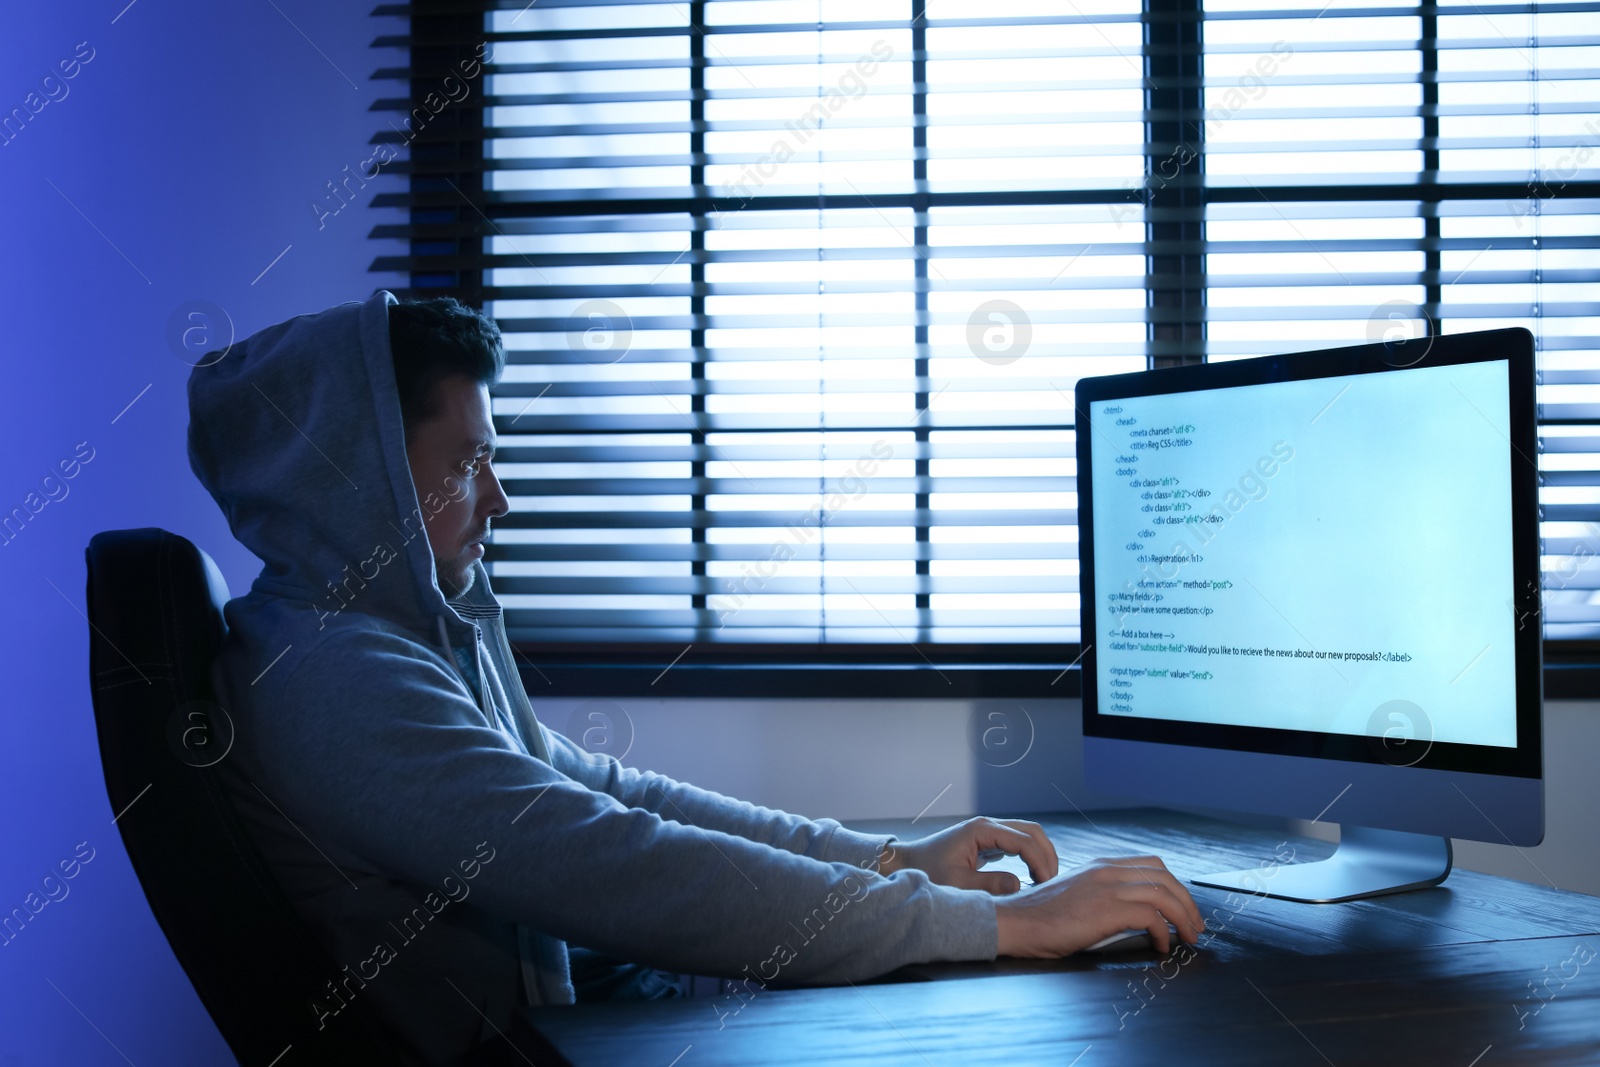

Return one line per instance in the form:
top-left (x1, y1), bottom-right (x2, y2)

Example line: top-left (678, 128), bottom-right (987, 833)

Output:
top-left (1191, 825), bottom-right (1453, 903)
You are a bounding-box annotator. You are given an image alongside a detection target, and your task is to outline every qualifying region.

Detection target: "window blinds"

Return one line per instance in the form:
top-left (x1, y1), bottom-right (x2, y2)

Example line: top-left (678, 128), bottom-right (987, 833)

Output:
top-left (374, 0), bottom-right (1600, 654)
top-left (1193, 0), bottom-right (1600, 640)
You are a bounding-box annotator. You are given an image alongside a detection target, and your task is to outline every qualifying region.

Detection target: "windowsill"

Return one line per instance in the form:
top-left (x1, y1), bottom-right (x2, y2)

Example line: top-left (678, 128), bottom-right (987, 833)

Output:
top-left (510, 659), bottom-right (1600, 701)
top-left (512, 661), bottom-right (1080, 699)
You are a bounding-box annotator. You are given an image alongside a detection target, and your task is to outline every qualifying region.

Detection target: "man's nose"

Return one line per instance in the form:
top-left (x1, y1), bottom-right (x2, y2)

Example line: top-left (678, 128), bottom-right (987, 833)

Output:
top-left (481, 465), bottom-right (510, 520)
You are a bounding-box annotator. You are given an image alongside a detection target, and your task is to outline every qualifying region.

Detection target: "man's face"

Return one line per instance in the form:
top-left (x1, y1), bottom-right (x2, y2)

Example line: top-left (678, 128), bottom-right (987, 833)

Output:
top-left (404, 375), bottom-right (509, 600)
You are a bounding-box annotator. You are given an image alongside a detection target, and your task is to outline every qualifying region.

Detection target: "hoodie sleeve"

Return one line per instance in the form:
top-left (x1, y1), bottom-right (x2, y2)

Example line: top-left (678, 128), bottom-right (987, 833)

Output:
top-left (262, 627), bottom-right (997, 983)
top-left (540, 723), bottom-right (894, 870)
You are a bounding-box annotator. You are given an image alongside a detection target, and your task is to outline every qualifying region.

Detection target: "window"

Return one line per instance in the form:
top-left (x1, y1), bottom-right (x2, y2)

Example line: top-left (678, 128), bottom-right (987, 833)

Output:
top-left (377, 0), bottom-right (1600, 692)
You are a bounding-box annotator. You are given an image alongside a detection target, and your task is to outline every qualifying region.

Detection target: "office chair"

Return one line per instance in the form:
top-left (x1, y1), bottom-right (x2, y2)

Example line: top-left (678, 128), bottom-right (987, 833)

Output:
top-left (85, 528), bottom-right (422, 1066)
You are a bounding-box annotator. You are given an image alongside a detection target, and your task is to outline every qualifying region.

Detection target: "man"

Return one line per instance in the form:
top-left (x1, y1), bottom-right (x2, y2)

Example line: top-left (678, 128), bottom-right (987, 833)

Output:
top-left (188, 291), bottom-right (1202, 1064)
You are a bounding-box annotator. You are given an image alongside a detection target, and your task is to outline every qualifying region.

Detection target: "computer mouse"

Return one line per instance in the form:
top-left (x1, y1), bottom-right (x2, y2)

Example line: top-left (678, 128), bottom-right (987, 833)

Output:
top-left (1081, 928), bottom-right (1157, 953)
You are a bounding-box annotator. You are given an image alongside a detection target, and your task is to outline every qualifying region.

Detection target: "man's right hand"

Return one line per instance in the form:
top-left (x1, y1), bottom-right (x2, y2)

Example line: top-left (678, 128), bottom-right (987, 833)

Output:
top-left (994, 855), bottom-right (1205, 958)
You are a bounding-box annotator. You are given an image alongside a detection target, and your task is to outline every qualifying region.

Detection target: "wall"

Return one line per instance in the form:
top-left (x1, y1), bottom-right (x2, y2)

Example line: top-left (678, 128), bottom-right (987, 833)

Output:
top-left (534, 696), bottom-right (1123, 824)
top-left (560, 695), bottom-right (1600, 898)
top-left (0, 2), bottom-right (403, 1063)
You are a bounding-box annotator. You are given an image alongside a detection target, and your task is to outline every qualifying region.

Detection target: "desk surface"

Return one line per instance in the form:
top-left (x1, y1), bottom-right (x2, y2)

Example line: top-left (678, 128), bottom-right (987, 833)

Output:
top-left (520, 809), bottom-right (1600, 1066)
top-left (862, 808), bottom-right (1600, 980)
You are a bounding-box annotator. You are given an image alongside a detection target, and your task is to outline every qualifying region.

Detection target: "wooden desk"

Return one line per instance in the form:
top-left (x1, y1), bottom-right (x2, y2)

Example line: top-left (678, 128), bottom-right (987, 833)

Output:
top-left (869, 809), bottom-right (1600, 979)
top-left (516, 809), bottom-right (1600, 1066)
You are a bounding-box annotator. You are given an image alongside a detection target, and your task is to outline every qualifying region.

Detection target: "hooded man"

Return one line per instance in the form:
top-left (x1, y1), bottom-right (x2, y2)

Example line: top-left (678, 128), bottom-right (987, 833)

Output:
top-left (186, 291), bottom-right (1203, 1064)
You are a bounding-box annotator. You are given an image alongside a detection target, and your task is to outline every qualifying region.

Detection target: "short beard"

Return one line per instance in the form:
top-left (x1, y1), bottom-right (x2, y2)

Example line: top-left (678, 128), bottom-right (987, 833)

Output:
top-left (438, 560), bottom-right (477, 600)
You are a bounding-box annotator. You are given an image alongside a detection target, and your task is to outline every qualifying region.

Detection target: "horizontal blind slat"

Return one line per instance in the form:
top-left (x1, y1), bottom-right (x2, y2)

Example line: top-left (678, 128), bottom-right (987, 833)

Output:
top-left (396, 0), bottom-right (1600, 647)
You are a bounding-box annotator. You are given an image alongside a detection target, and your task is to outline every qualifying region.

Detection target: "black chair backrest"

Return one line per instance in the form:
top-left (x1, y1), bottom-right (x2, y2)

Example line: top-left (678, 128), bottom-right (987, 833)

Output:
top-left (85, 528), bottom-right (420, 1066)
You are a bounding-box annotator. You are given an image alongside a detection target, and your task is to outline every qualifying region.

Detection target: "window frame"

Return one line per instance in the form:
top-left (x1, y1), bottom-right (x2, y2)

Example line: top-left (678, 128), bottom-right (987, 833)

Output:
top-left (377, 0), bottom-right (1600, 698)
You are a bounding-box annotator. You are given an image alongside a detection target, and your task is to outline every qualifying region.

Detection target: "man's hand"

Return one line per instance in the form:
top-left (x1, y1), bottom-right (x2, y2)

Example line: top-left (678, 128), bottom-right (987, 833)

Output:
top-left (876, 817), bottom-right (1059, 894)
top-left (994, 855), bottom-right (1205, 957)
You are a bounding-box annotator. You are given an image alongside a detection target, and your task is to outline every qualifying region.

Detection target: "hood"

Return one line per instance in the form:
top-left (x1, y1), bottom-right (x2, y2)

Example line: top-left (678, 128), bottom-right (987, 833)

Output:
top-left (187, 289), bottom-right (474, 641)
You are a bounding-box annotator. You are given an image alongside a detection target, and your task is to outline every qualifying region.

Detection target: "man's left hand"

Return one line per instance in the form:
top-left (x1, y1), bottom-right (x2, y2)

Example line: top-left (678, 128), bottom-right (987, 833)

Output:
top-left (876, 817), bottom-right (1059, 895)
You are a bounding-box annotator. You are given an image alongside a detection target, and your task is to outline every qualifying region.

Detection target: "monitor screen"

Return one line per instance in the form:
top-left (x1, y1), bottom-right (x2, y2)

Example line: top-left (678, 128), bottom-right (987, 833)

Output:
top-left (1093, 359), bottom-right (1516, 747)
top-left (1077, 329), bottom-right (1541, 783)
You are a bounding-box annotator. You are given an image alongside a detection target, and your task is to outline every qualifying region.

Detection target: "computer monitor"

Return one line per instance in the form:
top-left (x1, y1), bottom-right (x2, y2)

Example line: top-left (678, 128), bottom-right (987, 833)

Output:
top-left (1075, 328), bottom-right (1543, 903)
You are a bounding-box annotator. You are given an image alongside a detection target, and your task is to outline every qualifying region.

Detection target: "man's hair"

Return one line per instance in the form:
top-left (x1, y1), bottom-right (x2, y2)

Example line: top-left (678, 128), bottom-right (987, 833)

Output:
top-left (388, 296), bottom-right (505, 438)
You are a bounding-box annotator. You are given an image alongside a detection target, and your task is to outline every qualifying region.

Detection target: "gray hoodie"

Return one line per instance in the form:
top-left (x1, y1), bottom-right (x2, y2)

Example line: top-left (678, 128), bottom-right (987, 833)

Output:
top-left (186, 290), bottom-right (998, 1063)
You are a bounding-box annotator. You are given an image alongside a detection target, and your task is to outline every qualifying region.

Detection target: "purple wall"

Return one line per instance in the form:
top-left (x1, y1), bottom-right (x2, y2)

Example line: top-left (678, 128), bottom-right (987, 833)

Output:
top-left (0, 2), bottom-right (403, 1060)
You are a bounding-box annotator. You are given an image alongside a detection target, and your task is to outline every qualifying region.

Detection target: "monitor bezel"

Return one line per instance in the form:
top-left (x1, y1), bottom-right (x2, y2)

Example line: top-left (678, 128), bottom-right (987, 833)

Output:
top-left (1076, 327), bottom-right (1542, 779)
